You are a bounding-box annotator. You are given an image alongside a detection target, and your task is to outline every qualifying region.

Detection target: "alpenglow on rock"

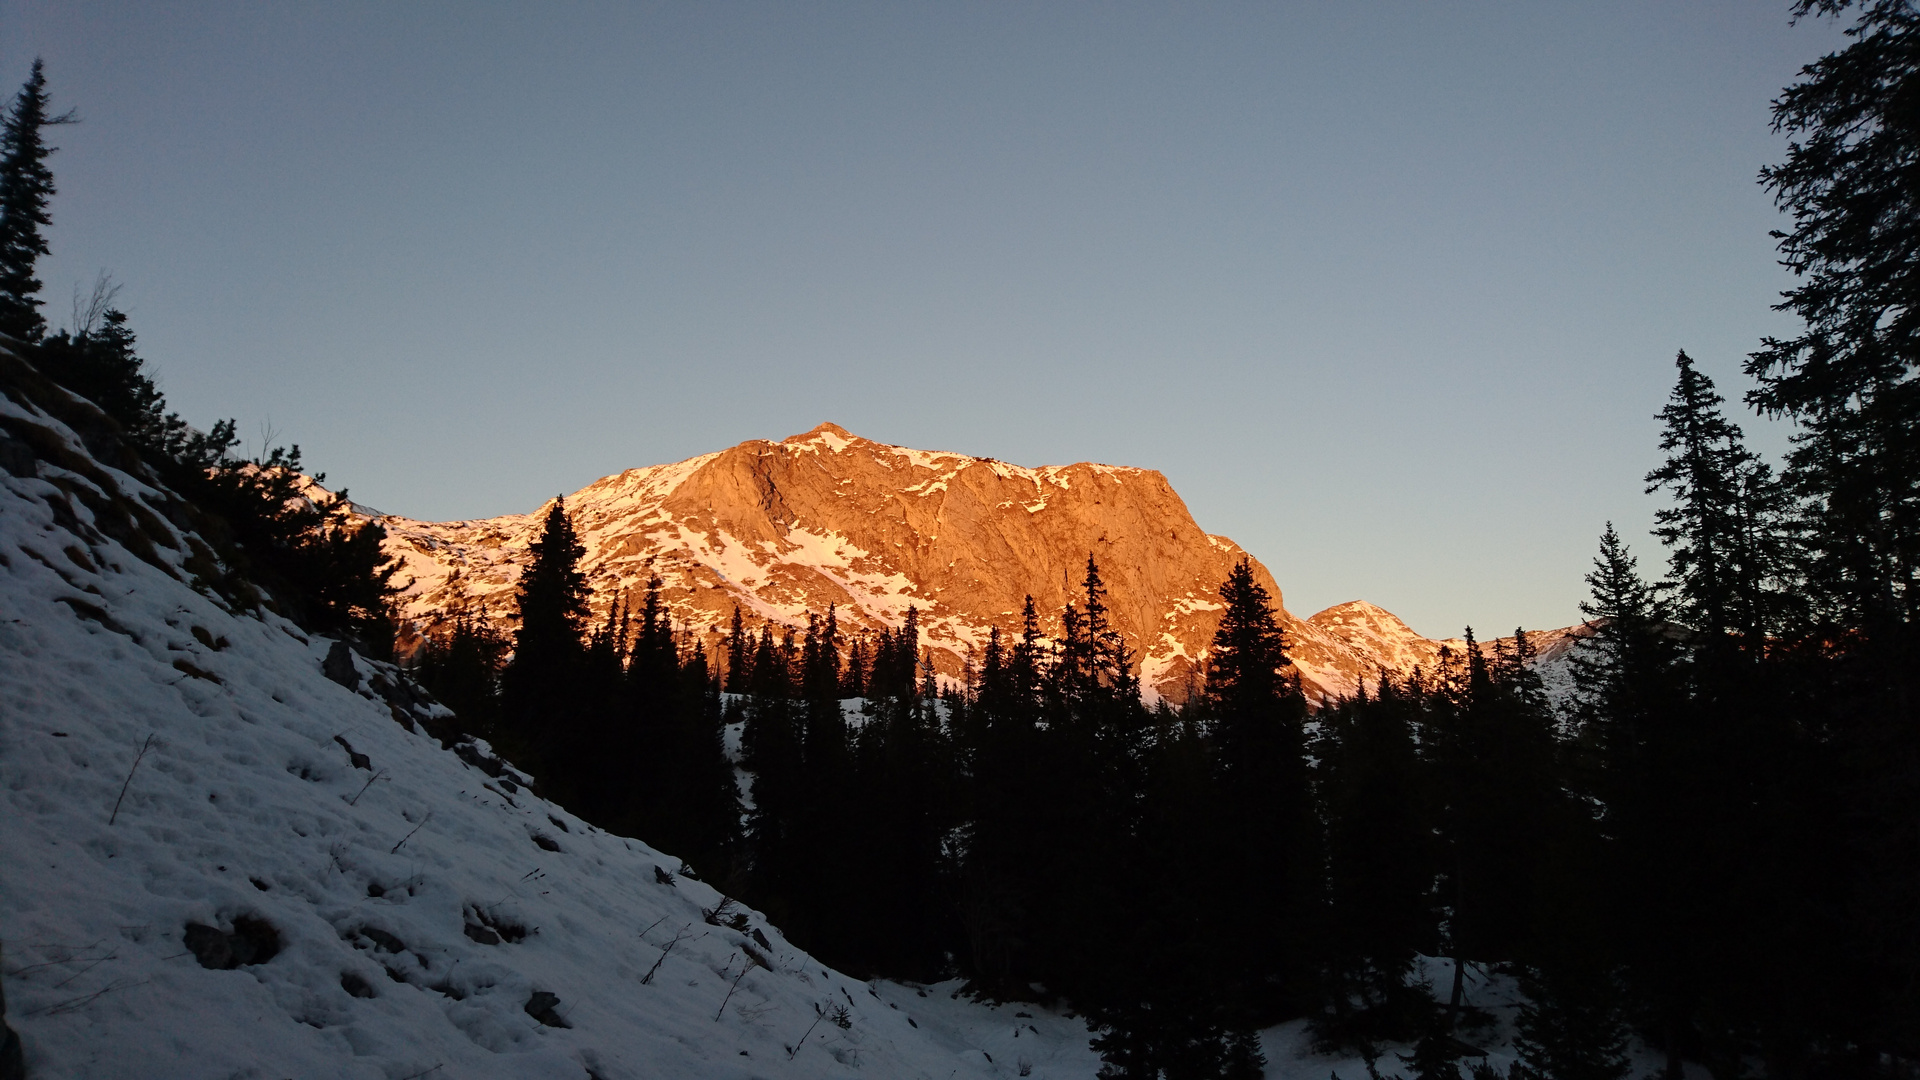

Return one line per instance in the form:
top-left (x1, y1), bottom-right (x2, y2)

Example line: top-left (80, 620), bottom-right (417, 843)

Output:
top-left (371, 423), bottom-right (1549, 703)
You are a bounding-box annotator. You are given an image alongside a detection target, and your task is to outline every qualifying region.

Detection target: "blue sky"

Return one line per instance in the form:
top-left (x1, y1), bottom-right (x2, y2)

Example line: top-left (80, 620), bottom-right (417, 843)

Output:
top-left (1, 2), bottom-right (1843, 637)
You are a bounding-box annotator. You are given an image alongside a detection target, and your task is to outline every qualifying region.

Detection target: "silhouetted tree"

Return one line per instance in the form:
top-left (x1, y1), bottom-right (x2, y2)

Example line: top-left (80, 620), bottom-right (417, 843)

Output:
top-left (499, 498), bottom-right (591, 779)
top-left (0, 59), bottom-right (74, 342)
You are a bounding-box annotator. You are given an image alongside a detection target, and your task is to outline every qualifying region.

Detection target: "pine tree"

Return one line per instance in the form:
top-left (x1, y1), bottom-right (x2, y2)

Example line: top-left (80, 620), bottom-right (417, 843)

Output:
top-left (1424, 623), bottom-right (1566, 1025)
top-left (35, 283), bottom-right (171, 450)
top-left (1566, 524), bottom-right (1679, 746)
top-left (623, 584), bottom-right (740, 881)
top-left (1510, 964), bottom-right (1631, 1080)
top-left (499, 498), bottom-right (592, 779)
top-left (740, 619), bottom-right (802, 921)
top-left (725, 605), bottom-right (750, 693)
top-left (1751, 18), bottom-right (1920, 1056)
top-left (1312, 672), bottom-right (1438, 1050)
top-left (1751, 0), bottom-right (1920, 630)
top-left (409, 570), bottom-right (508, 740)
top-left (0, 59), bottom-right (75, 343)
top-left (1645, 351), bottom-right (1787, 644)
top-left (1159, 564), bottom-right (1313, 1022)
top-left (1205, 559), bottom-right (1313, 1008)
top-left (957, 603), bottom-right (1051, 996)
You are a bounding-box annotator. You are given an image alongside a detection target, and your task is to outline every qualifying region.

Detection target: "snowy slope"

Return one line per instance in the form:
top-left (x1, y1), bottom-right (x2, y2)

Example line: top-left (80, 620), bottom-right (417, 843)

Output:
top-left (0, 372), bottom-right (1110, 1078)
top-left (364, 423), bottom-right (1581, 707)
top-left (0, 357), bottom-right (1610, 1079)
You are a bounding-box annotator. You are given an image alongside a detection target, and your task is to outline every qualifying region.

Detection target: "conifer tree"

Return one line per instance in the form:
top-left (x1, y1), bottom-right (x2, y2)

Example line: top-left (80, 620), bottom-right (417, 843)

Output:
top-left (1751, 0), bottom-right (1920, 630)
top-left (35, 284), bottom-right (170, 449)
top-left (410, 571), bottom-right (508, 739)
top-left (1753, 14), bottom-right (1920, 1055)
top-left (499, 498), bottom-right (592, 778)
top-left (626, 589), bottom-right (740, 880)
top-left (0, 59), bottom-right (74, 343)
top-left (725, 605), bottom-right (750, 693)
top-left (957, 602), bottom-right (1050, 995)
top-left (1312, 671), bottom-right (1438, 1049)
top-left (1510, 964), bottom-right (1631, 1080)
top-left (1424, 625), bottom-right (1565, 1027)
top-left (1645, 351), bottom-right (1786, 643)
top-left (740, 619), bottom-right (801, 915)
top-left (1567, 524), bottom-right (1732, 1076)
top-left (1200, 558), bottom-right (1313, 1012)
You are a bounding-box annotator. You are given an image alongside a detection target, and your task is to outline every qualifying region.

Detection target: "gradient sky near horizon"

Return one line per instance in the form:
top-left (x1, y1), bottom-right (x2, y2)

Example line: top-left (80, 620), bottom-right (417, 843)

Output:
top-left (1, 2), bottom-right (1845, 638)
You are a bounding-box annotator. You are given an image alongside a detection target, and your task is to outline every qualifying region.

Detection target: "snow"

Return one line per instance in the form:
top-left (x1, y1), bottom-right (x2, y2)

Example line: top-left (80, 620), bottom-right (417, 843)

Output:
top-left (0, 402), bottom-right (1105, 1079)
top-left (0, 388), bottom-right (1646, 1078)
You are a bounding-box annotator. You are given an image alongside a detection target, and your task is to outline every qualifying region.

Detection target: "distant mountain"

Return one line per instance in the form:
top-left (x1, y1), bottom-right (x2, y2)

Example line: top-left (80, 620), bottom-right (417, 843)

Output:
top-left (0, 346), bottom-right (1104, 1078)
top-left (370, 423), bottom-right (1575, 703)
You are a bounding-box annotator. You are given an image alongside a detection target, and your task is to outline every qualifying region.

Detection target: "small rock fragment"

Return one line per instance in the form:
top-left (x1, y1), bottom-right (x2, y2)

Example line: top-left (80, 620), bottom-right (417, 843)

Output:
top-left (524, 990), bottom-right (570, 1028)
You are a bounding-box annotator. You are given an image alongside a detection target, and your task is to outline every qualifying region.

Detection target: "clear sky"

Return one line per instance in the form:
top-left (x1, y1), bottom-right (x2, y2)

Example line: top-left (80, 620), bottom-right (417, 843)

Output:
top-left (1, 2), bottom-right (1844, 638)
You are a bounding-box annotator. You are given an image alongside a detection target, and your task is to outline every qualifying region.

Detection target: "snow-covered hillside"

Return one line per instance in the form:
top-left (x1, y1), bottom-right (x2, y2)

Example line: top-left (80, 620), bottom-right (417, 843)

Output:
top-left (364, 422), bottom-right (1582, 707)
top-left (0, 365), bottom-right (1114, 1078)
top-left (0, 354), bottom-right (1605, 1078)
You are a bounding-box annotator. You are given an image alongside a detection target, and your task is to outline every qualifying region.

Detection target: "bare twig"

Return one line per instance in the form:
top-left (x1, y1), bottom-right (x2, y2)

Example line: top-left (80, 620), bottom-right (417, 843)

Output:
top-left (389, 811), bottom-right (432, 855)
top-left (716, 961), bottom-right (751, 1021)
top-left (637, 915), bottom-right (669, 941)
top-left (788, 1002), bottom-right (830, 1060)
top-left (35, 978), bottom-right (146, 1016)
top-left (108, 733), bottom-right (155, 825)
top-left (641, 923), bottom-right (691, 985)
top-left (348, 769), bottom-right (390, 806)
top-left (52, 952), bottom-right (116, 988)
top-left (395, 1066), bottom-right (444, 1080)
top-left (3, 939), bottom-right (106, 977)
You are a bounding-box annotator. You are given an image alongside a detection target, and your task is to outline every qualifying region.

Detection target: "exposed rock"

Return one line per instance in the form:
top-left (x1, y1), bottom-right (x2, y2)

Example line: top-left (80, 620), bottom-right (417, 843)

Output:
top-left (183, 916), bottom-right (281, 970)
top-left (321, 641), bottom-right (359, 690)
top-left (357, 927), bottom-right (405, 954)
top-left (524, 990), bottom-right (569, 1028)
top-left (332, 735), bottom-right (371, 771)
top-left (1, 944), bottom-right (24, 1080)
top-left (365, 423), bottom-right (1574, 703)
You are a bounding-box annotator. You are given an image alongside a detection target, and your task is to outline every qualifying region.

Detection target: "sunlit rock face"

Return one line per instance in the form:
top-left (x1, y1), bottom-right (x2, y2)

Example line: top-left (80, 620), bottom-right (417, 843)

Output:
top-left (370, 422), bottom-right (1537, 704)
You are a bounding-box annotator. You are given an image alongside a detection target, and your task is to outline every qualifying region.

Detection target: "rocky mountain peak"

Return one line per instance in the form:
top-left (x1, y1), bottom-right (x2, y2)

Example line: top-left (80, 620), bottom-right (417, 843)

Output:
top-left (372, 427), bottom-right (1563, 703)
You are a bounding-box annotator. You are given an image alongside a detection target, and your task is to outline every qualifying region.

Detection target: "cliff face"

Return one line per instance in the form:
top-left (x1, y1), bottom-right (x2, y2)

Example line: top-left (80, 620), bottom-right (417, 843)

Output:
top-left (372, 423), bottom-right (1546, 702)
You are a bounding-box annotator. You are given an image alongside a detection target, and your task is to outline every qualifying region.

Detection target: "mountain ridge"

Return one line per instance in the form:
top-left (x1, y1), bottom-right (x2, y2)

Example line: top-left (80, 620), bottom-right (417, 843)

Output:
top-left (369, 423), bottom-right (1572, 703)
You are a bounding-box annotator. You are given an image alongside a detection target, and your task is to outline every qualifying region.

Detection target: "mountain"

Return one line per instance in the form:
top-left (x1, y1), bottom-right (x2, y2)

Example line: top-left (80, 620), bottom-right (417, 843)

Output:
top-left (0, 352), bottom-right (1586, 1077)
top-left (0, 347), bottom-right (1112, 1078)
top-left (369, 423), bottom-right (1573, 703)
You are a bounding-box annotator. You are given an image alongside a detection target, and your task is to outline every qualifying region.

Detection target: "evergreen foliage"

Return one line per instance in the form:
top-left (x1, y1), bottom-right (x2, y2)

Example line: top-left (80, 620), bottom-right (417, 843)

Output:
top-left (0, 58), bottom-right (74, 343)
top-left (1645, 352), bottom-right (1788, 643)
top-left (1753, 0), bottom-right (1920, 631)
top-left (409, 571), bottom-right (508, 737)
top-left (0, 64), bottom-right (402, 655)
top-left (499, 498), bottom-right (592, 781)
top-left (14, 10), bottom-right (1920, 1071)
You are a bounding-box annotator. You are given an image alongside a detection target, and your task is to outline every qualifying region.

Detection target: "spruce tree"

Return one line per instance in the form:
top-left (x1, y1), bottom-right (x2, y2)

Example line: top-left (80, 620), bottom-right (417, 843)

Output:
top-left (410, 571), bottom-right (507, 740)
top-left (1510, 964), bottom-right (1631, 1080)
top-left (499, 498), bottom-right (592, 779)
top-left (1755, 14), bottom-right (1920, 1056)
top-left (1313, 673), bottom-right (1438, 1050)
top-left (0, 59), bottom-right (74, 343)
top-left (1424, 624), bottom-right (1565, 1027)
top-left (740, 619), bottom-right (802, 922)
top-left (725, 605), bottom-right (750, 693)
top-left (1201, 557), bottom-right (1314, 1015)
top-left (957, 601), bottom-right (1051, 996)
top-left (1752, 0), bottom-right (1920, 630)
top-left (1644, 351), bottom-right (1786, 644)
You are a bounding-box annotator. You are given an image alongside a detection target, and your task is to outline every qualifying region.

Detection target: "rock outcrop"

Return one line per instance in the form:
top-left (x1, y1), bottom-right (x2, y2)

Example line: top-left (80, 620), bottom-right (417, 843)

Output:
top-left (372, 423), bottom-right (1568, 703)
